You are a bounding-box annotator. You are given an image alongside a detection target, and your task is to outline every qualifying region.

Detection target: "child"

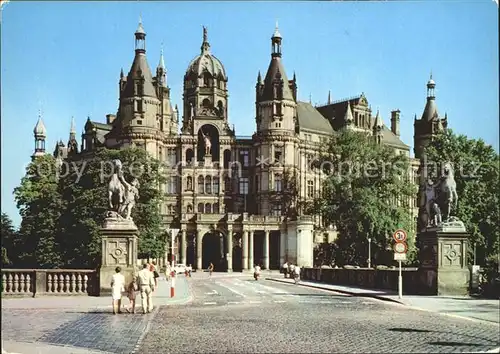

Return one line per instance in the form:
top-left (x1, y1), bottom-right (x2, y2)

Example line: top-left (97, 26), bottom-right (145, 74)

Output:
top-left (125, 276), bottom-right (138, 313)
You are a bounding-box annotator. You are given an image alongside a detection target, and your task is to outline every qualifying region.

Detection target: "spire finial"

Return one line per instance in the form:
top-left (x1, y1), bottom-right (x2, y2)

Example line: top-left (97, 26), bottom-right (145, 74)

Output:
top-left (328, 90), bottom-right (331, 104)
top-left (201, 26), bottom-right (210, 53)
top-left (70, 116), bottom-right (76, 134)
top-left (139, 13), bottom-right (142, 25)
top-left (309, 93), bottom-right (312, 104)
top-left (159, 41), bottom-right (165, 69)
top-left (430, 70), bottom-right (433, 80)
top-left (276, 20), bottom-right (279, 30)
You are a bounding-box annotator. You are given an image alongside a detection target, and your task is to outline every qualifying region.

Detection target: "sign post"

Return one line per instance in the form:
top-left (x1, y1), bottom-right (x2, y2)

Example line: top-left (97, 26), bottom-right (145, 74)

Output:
top-left (393, 229), bottom-right (408, 300)
top-left (169, 228), bottom-right (179, 298)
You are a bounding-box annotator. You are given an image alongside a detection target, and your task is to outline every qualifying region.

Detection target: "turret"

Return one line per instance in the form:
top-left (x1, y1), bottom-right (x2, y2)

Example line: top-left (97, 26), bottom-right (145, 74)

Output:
top-left (373, 109), bottom-right (383, 144)
top-left (32, 110), bottom-right (46, 159)
top-left (391, 109), bottom-right (400, 137)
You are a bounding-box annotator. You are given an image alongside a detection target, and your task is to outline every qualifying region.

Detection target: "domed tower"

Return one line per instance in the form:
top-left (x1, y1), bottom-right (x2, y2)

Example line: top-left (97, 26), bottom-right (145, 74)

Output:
top-left (254, 23), bottom-right (298, 215)
top-left (182, 26), bottom-right (231, 163)
top-left (32, 110), bottom-right (47, 160)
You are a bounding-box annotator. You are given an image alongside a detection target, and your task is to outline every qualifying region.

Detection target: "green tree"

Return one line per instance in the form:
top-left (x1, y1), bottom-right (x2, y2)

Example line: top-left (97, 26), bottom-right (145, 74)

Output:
top-left (14, 155), bottom-right (64, 268)
top-left (424, 129), bottom-right (499, 270)
top-left (312, 130), bottom-right (416, 267)
top-left (58, 147), bottom-right (166, 268)
top-left (1, 213), bottom-right (18, 267)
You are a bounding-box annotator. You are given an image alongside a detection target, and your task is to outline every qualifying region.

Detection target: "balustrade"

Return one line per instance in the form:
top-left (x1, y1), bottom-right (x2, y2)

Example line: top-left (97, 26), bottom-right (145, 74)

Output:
top-left (1, 269), bottom-right (96, 297)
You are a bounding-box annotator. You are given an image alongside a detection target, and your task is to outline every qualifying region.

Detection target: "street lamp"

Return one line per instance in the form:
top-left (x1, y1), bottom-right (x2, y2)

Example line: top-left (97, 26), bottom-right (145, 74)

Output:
top-left (367, 237), bottom-right (372, 269)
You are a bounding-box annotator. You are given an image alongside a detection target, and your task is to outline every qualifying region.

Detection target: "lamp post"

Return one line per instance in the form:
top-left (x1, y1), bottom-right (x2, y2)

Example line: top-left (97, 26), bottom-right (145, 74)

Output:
top-left (367, 237), bottom-right (372, 269)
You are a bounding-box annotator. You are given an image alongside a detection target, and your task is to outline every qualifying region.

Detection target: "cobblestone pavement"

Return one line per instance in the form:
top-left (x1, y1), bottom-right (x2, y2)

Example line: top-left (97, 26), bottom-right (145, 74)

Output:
top-left (1, 277), bottom-right (191, 354)
top-left (141, 276), bottom-right (500, 353)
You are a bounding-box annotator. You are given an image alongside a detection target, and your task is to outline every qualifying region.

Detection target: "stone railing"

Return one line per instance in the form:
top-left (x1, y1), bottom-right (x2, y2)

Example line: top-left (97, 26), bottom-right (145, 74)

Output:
top-left (301, 267), bottom-right (425, 295)
top-left (1, 269), bottom-right (98, 297)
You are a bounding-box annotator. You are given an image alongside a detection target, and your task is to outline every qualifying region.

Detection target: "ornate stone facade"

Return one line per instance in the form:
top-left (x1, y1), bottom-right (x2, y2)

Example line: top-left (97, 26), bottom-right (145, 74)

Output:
top-left (33, 21), bottom-right (432, 271)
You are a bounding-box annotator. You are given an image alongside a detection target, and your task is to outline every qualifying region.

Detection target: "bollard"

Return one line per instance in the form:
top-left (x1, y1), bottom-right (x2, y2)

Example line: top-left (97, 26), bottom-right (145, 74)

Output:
top-left (170, 271), bottom-right (175, 298)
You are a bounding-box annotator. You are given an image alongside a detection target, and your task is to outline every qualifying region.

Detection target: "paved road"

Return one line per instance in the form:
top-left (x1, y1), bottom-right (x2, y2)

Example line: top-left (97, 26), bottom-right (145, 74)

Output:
top-left (141, 275), bottom-right (500, 353)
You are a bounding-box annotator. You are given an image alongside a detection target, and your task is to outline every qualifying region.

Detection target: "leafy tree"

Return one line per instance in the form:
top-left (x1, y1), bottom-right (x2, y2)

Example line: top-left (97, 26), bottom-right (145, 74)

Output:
top-left (312, 130), bottom-right (416, 267)
top-left (58, 147), bottom-right (166, 268)
top-left (1, 213), bottom-right (17, 267)
top-left (424, 129), bottom-right (499, 271)
top-left (14, 155), bottom-right (64, 268)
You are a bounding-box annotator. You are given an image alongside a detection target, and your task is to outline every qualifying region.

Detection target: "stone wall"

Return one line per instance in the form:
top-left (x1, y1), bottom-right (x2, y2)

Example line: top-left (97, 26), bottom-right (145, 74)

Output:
top-left (1, 269), bottom-right (99, 297)
top-left (301, 267), bottom-right (429, 295)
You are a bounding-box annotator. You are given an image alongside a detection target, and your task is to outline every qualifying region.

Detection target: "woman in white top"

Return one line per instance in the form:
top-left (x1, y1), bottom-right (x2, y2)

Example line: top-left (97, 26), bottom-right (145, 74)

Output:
top-left (111, 266), bottom-right (125, 315)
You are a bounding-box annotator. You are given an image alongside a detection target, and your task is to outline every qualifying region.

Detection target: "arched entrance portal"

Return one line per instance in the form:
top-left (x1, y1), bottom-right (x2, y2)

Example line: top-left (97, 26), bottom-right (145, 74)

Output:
top-left (202, 231), bottom-right (227, 271)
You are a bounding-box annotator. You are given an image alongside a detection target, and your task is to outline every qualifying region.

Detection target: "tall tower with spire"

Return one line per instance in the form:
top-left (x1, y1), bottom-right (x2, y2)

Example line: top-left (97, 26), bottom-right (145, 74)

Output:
top-left (32, 110), bottom-right (47, 159)
top-left (373, 109), bottom-right (383, 144)
top-left (114, 18), bottom-right (174, 154)
top-left (67, 117), bottom-right (78, 156)
top-left (255, 23), bottom-right (298, 215)
top-left (413, 74), bottom-right (448, 159)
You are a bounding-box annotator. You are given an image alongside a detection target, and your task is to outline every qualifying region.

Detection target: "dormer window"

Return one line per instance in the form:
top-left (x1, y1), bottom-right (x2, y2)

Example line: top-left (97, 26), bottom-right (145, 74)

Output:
top-left (277, 84), bottom-right (283, 100)
top-left (136, 81), bottom-right (144, 96)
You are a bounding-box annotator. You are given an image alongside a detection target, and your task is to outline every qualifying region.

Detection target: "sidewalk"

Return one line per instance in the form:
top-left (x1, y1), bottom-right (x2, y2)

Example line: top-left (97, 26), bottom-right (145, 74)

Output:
top-left (2, 341), bottom-right (114, 354)
top-left (1, 277), bottom-right (192, 310)
top-left (266, 277), bottom-right (500, 325)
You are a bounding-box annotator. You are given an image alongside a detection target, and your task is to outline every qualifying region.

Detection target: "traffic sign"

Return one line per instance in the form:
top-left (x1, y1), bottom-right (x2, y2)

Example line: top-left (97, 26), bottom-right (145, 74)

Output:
top-left (393, 242), bottom-right (407, 254)
top-left (394, 253), bottom-right (407, 261)
top-left (393, 229), bottom-right (407, 243)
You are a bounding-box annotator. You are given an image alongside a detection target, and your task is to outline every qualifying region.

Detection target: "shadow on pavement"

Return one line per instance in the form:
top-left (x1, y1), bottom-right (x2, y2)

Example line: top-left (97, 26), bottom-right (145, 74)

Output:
top-left (428, 341), bottom-right (485, 347)
top-left (389, 328), bottom-right (432, 333)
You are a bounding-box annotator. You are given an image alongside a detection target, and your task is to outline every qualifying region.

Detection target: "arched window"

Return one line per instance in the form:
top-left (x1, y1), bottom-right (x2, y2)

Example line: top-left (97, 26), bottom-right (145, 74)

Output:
top-left (213, 203), bottom-right (220, 214)
top-left (224, 176), bottom-right (231, 193)
top-left (197, 203), bottom-right (204, 213)
top-left (203, 73), bottom-right (211, 87)
top-left (198, 176), bottom-right (204, 194)
top-left (186, 176), bottom-right (193, 191)
top-left (205, 176), bottom-right (212, 194)
top-left (213, 177), bottom-right (220, 194)
top-left (205, 203), bottom-right (212, 214)
top-left (187, 204), bottom-right (193, 213)
top-left (202, 98), bottom-right (211, 108)
top-left (186, 149), bottom-right (194, 164)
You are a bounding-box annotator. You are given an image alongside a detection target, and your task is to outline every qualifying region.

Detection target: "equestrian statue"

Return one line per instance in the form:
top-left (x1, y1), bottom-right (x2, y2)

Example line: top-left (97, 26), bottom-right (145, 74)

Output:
top-left (107, 159), bottom-right (140, 220)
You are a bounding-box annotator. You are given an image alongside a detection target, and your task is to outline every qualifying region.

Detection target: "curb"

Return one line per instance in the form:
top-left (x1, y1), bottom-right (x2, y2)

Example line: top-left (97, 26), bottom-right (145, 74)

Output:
top-left (265, 277), bottom-right (404, 305)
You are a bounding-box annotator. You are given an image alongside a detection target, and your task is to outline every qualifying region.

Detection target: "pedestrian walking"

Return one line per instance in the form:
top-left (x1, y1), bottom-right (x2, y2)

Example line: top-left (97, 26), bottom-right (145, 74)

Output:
top-left (110, 266), bottom-right (125, 315)
top-left (125, 276), bottom-right (138, 313)
top-left (151, 261), bottom-right (160, 288)
top-left (208, 262), bottom-right (214, 277)
top-left (137, 263), bottom-right (155, 314)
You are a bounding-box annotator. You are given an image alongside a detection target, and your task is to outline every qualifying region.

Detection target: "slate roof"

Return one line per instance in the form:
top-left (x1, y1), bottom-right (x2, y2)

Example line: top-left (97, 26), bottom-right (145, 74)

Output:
top-left (261, 57), bottom-right (294, 101)
top-left (122, 53), bottom-right (157, 98)
top-left (381, 126), bottom-right (409, 149)
top-left (296, 101), bottom-right (334, 134)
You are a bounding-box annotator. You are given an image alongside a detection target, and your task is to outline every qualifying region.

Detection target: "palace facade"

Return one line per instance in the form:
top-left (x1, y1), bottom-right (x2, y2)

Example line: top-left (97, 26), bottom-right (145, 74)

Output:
top-left (31, 20), bottom-right (446, 271)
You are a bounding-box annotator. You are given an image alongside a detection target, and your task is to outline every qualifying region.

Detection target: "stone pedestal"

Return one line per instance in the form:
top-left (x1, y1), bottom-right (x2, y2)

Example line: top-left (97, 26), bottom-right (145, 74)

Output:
top-left (204, 154), bottom-right (212, 166)
top-left (99, 216), bottom-right (139, 296)
top-left (418, 220), bottom-right (469, 296)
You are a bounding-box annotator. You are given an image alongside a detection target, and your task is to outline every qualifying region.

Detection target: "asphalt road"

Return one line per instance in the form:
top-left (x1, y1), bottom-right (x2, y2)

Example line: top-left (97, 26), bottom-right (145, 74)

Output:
top-left (141, 274), bottom-right (500, 354)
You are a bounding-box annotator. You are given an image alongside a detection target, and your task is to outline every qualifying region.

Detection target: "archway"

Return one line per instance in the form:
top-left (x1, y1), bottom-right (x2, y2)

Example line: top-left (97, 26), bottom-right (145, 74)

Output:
top-left (232, 233), bottom-right (243, 271)
top-left (186, 232), bottom-right (196, 268)
top-left (202, 231), bottom-right (227, 271)
top-left (197, 124), bottom-right (220, 162)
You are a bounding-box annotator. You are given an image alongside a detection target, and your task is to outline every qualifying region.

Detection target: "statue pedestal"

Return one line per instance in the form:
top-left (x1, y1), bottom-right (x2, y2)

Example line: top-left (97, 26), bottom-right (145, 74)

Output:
top-left (418, 219), bottom-right (469, 296)
top-left (204, 154), bottom-right (212, 166)
top-left (99, 215), bottom-right (139, 296)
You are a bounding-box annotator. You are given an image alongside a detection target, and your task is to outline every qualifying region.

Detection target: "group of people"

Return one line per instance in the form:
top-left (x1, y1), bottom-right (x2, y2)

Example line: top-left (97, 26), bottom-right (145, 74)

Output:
top-left (282, 262), bottom-right (301, 282)
top-left (110, 261), bottom-right (160, 315)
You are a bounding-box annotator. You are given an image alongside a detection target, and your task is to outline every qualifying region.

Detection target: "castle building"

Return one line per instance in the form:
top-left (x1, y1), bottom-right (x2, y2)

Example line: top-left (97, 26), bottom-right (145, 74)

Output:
top-left (32, 20), bottom-right (441, 271)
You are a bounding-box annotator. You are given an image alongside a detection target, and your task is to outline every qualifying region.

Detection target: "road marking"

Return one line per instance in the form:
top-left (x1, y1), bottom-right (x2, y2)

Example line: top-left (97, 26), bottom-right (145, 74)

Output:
top-left (204, 302), bottom-right (217, 305)
top-left (274, 300), bottom-right (286, 303)
top-left (255, 290), bottom-right (267, 294)
top-left (204, 289), bottom-right (218, 295)
top-left (249, 300), bottom-right (262, 304)
top-left (227, 301), bottom-right (241, 304)
top-left (254, 282), bottom-right (290, 294)
top-left (215, 282), bottom-right (246, 297)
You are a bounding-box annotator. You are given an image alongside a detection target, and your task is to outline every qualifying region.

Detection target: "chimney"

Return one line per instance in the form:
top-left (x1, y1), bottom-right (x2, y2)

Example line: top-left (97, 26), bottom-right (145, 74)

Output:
top-left (391, 110), bottom-right (400, 137)
top-left (106, 114), bottom-right (116, 125)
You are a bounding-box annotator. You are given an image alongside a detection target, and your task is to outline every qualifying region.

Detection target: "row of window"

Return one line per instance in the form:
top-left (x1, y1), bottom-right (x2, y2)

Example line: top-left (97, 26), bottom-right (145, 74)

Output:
top-left (165, 175), bottom-right (318, 197)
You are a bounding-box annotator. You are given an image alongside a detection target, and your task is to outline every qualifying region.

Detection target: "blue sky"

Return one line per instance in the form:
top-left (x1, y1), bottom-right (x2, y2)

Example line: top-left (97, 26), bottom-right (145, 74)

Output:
top-left (1, 1), bottom-right (498, 227)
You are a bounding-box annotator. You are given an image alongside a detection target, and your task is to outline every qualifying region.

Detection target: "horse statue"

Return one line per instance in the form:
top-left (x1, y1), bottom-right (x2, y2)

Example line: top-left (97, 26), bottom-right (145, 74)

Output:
top-left (434, 161), bottom-right (458, 222)
top-left (108, 159), bottom-right (125, 211)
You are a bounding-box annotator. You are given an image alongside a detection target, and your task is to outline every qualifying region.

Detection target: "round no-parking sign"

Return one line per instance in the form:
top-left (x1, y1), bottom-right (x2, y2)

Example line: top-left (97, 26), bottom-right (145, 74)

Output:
top-left (393, 229), bottom-right (407, 243)
top-left (393, 242), bottom-right (407, 254)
